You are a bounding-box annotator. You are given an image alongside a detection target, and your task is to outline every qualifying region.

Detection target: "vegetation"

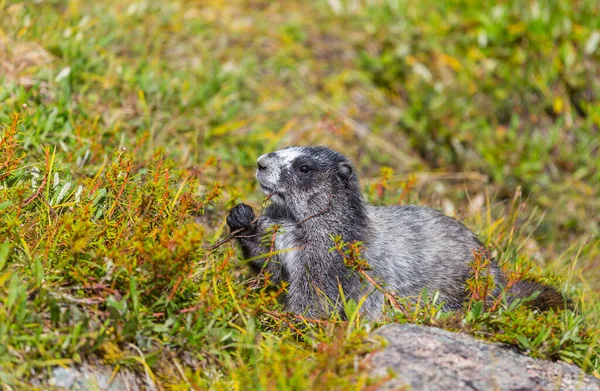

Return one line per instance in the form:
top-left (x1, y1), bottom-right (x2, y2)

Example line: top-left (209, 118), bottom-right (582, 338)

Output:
top-left (1, 0), bottom-right (599, 389)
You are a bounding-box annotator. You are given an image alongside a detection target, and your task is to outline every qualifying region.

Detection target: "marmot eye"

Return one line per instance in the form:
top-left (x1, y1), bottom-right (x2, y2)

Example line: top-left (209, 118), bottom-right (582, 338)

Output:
top-left (298, 165), bottom-right (311, 174)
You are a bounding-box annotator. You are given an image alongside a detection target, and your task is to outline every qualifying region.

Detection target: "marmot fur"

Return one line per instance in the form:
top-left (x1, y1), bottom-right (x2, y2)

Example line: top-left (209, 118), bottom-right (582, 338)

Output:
top-left (227, 146), bottom-right (568, 320)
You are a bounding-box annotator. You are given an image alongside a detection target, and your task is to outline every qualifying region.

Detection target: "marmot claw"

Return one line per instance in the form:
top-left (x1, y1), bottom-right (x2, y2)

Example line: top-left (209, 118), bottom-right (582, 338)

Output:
top-left (227, 203), bottom-right (255, 231)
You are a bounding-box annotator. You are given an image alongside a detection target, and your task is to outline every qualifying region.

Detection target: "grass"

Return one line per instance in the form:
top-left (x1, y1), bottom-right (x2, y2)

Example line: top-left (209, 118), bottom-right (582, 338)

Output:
top-left (1, 0), bottom-right (599, 389)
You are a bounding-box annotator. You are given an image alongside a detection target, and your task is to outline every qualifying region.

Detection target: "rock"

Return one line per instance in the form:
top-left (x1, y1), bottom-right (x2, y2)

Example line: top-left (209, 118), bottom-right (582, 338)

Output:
top-left (368, 324), bottom-right (600, 391)
top-left (48, 364), bottom-right (146, 391)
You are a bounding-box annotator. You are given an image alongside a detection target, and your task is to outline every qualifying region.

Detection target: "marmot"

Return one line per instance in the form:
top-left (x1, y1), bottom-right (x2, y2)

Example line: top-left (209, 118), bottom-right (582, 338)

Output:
top-left (227, 146), bottom-right (567, 320)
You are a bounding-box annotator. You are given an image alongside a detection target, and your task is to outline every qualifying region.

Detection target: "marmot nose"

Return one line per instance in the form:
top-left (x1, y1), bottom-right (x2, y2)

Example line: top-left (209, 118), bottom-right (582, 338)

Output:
top-left (257, 154), bottom-right (268, 171)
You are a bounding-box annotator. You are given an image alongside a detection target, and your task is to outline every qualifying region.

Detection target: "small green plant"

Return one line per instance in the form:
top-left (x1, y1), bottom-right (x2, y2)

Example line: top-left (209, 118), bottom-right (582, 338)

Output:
top-left (0, 114), bottom-right (25, 182)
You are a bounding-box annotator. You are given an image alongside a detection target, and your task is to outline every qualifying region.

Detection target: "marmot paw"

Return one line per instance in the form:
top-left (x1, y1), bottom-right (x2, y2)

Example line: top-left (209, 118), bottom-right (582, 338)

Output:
top-left (227, 203), bottom-right (256, 232)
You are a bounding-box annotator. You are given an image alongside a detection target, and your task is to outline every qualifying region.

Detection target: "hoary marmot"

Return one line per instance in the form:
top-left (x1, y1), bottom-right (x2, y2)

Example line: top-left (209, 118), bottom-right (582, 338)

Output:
top-left (227, 146), bottom-right (567, 320)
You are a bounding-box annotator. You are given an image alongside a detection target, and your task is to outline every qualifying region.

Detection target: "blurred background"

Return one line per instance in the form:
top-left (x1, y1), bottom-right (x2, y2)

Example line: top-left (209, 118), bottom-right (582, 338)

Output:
top-left (1, 1), bottom-right (599, 303)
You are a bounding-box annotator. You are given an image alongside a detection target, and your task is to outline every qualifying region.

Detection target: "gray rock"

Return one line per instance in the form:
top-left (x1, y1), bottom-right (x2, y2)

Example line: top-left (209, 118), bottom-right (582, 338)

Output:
top-left (48, 364), bottom-right (145, 390)
top-left (369, 324), bottom-right (600, 391)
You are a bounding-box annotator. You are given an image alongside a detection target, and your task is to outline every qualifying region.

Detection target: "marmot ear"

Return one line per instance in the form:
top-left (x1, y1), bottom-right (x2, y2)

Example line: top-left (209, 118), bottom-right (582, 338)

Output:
top-left (336, 163), bottom-right (353, 182)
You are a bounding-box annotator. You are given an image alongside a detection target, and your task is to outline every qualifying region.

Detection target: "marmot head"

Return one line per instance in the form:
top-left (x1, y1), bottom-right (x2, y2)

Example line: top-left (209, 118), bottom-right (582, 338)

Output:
top-left (256, 146), bottom-right (360, 218)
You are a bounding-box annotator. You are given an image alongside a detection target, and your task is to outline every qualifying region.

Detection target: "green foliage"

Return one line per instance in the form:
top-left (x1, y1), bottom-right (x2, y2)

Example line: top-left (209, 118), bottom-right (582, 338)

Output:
top-left (0, 0), bottom-right (599, 388)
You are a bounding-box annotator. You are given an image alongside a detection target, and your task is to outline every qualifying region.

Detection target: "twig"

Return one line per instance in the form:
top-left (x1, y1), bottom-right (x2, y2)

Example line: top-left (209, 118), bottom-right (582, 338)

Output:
top-left (205, 227), bottom-right (245, 252)
top-left (152, 303), bottom-right (205, 318)
top-left (205, 193), bottom-right (273, 252)
top-left (48, 291), bottom-right (105, 305)
top-left (263, 310), bottom-right (304, 334)
top-left (296, 193), bottom-right (333, 225)
top-left (264, 309), bottom-right (334, 328)
top-left (291, 313), bottom-right (331, 325)
top-left (358, 269), bottom-right (410, 318)
top-left (333, 245), bottom-right (410, 318)
top-left (235, 232), bottom-right (265, 239)
top-left (57, 283), bottom-right (116, 295)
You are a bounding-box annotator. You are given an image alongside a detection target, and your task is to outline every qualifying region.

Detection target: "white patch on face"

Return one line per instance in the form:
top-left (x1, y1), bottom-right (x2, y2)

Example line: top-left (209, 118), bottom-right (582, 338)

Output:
top-left (256, 148), bottom-right (304, 195)
top-left (276, 148), bottom-right (302, 165)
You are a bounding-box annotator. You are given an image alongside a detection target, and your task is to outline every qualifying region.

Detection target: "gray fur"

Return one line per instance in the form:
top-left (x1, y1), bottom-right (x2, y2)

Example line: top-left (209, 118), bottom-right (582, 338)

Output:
top-left (227, 146), bottom-right (560, 320)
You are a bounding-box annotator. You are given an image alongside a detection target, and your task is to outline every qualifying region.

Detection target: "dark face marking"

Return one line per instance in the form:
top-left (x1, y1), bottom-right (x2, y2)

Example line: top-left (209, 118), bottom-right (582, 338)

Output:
top-left (255, 147), bottom-right (359, 218)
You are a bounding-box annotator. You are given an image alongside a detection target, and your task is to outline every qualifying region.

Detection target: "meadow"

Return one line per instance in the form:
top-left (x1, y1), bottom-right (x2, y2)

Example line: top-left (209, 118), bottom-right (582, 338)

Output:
top-left (1, 0), bottom-right (599, 389)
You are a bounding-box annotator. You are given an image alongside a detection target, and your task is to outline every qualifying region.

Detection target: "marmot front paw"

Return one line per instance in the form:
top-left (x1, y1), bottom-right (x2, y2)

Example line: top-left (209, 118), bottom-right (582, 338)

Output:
top-left (227, 203), bottom-right (256, 232)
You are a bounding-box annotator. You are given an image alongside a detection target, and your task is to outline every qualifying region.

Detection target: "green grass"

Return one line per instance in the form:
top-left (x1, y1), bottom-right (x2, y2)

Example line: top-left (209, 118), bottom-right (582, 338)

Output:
top-left (1, 0), bottom-right (599, 389)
